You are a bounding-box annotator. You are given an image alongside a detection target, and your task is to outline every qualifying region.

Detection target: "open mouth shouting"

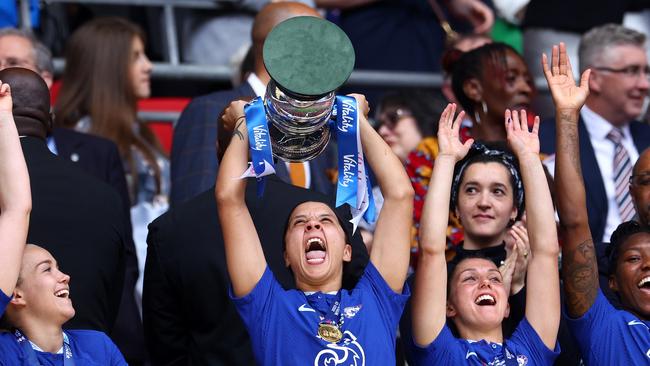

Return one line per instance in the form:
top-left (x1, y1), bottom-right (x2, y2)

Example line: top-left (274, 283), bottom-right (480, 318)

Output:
top-left (305, 237), bottom-right (327, 265)
top-left (474, 293), bottom-right (496, 306)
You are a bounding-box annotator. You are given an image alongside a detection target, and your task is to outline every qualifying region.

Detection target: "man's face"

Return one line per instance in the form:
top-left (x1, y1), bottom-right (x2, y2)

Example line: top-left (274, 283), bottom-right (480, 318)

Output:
top-left (589, 44), bottom-right (650, 125)
top-left (0, 35), bottom-right (37, 72)
top-left (631, 150), bottom-right (650, 227)
top-left (610, 232), bottom-right (650, 320)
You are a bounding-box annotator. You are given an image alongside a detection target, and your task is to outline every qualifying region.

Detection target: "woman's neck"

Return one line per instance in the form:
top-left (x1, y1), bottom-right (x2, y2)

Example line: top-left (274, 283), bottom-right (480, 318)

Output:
top-left (462, 233), bottom-right (505, 250)
top-left (18, 319), bottom-right (64, 353)
top-left (296, 274), bottom-right (343, 294)
top-left (456, 322), bottom-right (504, 344)
top-left (471, 118), bottom-right (506, 142)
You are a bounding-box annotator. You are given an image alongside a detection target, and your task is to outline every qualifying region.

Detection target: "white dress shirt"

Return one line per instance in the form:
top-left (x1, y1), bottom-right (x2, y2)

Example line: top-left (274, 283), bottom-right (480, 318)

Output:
top-left (545, 105), bottom-right (640, 243)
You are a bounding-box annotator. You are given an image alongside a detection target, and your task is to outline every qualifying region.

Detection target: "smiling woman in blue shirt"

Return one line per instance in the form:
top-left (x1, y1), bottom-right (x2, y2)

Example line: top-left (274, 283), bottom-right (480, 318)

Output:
top-left (409, 99), bottom-right (566, 364)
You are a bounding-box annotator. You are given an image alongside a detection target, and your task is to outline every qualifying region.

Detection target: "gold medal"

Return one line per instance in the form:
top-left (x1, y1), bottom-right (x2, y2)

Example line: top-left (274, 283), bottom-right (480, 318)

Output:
top-left (318, 322), bottom-right (343, 343)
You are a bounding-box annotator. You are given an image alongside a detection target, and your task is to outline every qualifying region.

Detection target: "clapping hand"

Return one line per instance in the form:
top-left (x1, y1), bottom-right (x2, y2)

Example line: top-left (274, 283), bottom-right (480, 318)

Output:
top-left (542, 42), bottom-right (590, 112)
top-left (502, 220), bottom-right (530, 295)
top-left (437, 103), bottom-right (474, 162)
top-left (505, 109), bottom-right (539, 158)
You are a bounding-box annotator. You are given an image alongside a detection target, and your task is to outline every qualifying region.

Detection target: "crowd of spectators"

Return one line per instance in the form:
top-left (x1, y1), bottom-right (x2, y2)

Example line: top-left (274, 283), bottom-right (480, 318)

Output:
top-left (0, 1), bottom-right (649, 365)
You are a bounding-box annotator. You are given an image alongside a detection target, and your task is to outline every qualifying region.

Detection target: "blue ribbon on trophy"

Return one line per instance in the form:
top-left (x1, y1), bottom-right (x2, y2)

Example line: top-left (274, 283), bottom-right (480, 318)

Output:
top-left (238, 16), bottom-right (376, 231)
top-left (333, 95), bottom-right (376, 228)
top-left (239, 97), bottom-right (276, 195)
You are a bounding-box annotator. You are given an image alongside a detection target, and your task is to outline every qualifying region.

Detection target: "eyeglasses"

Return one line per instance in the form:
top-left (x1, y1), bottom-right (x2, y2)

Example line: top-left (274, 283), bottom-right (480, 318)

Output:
top-left (377, 108), bottom-right (412, 129)
top-left (594, 65), bottom-right (650, 80)
top-left (630, 173), bottom-right (650, 186)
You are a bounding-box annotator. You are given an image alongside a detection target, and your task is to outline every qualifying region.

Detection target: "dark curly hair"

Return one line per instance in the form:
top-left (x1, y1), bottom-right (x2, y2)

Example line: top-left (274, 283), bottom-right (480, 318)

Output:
top-left (607, 220), bottom-right (650, 275)
top-left (451, 43), bottom-right (527, 116)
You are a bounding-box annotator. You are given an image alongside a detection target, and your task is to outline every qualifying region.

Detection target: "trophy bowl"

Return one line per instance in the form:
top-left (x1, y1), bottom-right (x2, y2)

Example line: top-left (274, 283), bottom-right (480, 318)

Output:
top-left (264, 80), bottom-right (335, 162)
top-left (262, 16), bottom-right (355, 162)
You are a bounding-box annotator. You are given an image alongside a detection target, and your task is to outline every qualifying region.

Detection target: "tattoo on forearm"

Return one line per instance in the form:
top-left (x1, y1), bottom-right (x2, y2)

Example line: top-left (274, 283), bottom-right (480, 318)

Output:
top-left (232, 118), bottom-right (245, 141)
top-left (557, 113), bottom-right (583, 177)
top-left (562, 239), bottom-right (598, 317)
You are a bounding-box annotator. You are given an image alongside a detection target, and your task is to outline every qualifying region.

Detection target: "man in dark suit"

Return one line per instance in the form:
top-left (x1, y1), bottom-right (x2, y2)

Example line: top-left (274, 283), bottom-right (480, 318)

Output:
top-left (170, 2), bottom-right (335, 205)
top-left (143, 177), bottom-right (369, 365)
top-left (1, 67), bottom-right (130, 336)
top-left (540, 24), bottom-right (650, 244)
top-left (0, 27), bottom-right (131, 212)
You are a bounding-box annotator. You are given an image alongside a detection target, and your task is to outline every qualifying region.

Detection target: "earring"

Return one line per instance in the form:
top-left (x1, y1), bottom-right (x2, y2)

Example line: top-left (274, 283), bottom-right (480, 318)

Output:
top-left (474, 101), bottom-right (488, 125)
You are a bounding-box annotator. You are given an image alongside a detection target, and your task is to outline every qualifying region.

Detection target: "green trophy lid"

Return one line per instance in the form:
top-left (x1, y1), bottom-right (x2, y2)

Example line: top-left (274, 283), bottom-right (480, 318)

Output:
top-left (263, 16), bottom-right (355, 97)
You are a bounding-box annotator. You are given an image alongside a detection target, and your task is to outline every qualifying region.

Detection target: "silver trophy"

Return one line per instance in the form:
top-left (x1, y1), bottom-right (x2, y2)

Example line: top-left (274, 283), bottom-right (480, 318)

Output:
top-left (262, 16), bottom-right (355, 162)
top-left (264, 80), bottom-right (335, 162)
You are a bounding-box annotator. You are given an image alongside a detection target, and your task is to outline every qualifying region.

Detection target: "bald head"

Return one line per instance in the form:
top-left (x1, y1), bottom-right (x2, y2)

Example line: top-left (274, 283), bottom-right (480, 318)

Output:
top-left (0, 68), bottom-right (52, 139)
top-left (252, 2), bottom-right (320, 46)
top-left (251, 2), bottom-right (321, 80)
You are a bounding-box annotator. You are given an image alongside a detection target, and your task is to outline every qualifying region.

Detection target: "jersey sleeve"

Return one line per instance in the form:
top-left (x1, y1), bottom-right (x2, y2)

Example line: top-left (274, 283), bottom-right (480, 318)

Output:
top-left (230, 266), bottom-right (281, 344)
top-left (103, 333), bottom-right (128, 366)
top-left (564, 288), bottom-right (622, 363)
top-left (359, 261), bottom-right (410, 327)
top-left (508, 318), bottom-right (560, 365)
top-left (409, 324), bottom-right (462, 366)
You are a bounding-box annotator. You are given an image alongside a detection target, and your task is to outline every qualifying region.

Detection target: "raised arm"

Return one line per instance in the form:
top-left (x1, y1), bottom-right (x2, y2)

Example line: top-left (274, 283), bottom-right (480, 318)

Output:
top-left (506, 109), bottom-right (559, 349)
top-left (412, 104), bottom-right (472, 346)
top-left (542, 43), bottom-right (596, 318)
top-left (215, 100), bottom-right (267, 297)
top-left (353, 93), bottom-right (414, 293)
top-left (0, 82), bottom-right (31, 296)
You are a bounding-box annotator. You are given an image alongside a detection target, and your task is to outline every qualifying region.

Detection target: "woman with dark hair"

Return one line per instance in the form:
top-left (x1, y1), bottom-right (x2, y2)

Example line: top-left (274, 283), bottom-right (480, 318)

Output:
top-left (407, 42), bottom-right (534, 251)
top-left (216, 94), bottom-right (413, 364)
top-left (53, 17), bottom-right (168, 304)
top-left (0, 81), bottom-right (126, 364)
top-left (408, 104), bottom-right (560, 365)
top-left (375, 90), bottom-right (446, 163)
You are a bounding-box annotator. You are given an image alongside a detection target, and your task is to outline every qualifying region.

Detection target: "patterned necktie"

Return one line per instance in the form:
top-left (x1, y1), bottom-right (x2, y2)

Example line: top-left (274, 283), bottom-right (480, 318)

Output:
top-left (606, 128), bottom-right (636, 222)
top-left (289, 162), bottom-right (307, 188)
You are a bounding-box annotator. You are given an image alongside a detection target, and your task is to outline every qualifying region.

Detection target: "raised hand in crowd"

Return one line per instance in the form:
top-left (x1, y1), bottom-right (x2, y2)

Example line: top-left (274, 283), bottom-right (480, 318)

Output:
top-left (505, 108), bottom-right (560, 349)
top-left (0, 80), bottom-right (31, 297)
top-left (543, 42), bottom-right (595, 318)
top-left (412, 103), bottom-right (473, 346)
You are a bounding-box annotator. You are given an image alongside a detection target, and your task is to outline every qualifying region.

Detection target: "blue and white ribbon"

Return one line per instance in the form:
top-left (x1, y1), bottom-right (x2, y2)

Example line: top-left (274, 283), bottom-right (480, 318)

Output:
top-left (239, 97), bottom-right (276, 195)
top-left (334, 96), bottom-right (376, 232)
top-left (238, 95), bottom-right (376, 231)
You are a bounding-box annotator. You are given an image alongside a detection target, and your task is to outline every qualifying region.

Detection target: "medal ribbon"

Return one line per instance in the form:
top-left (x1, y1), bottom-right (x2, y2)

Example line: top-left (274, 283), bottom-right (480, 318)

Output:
top-left (305, 292), bottom-right (342, 325)
top-left (15, 329), bottom-right (76, 366)
top-left (239, 97), bottom-right (276, 195)
top-left (333, 95), bottom-right (377, 232)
